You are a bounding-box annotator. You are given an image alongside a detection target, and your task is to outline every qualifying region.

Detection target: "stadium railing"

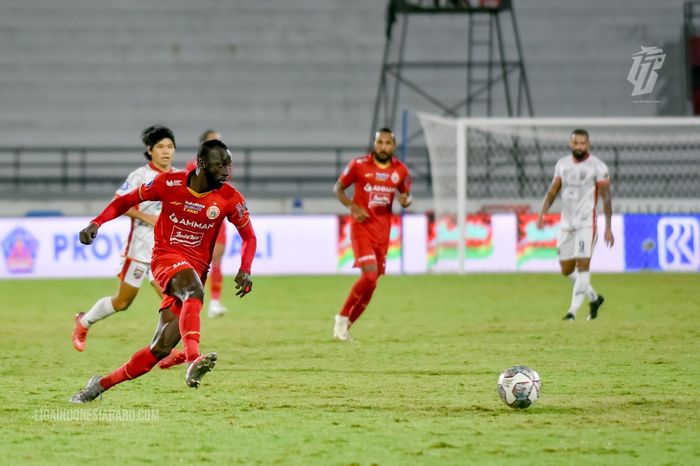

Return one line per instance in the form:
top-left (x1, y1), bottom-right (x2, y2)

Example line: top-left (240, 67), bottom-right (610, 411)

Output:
top-left (0, 145), bottom-right (433, 200)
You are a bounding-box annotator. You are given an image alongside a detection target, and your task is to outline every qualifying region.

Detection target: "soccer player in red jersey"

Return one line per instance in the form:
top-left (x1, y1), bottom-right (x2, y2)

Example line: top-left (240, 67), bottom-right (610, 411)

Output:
top-left (183, 129), bottom-right (229, 319)
top-left (70, 139), bottom-right (256, 403)
top-left (332, 128), bottom-right (412, 341)
top-left (157, 130), bottom-right (225, 370)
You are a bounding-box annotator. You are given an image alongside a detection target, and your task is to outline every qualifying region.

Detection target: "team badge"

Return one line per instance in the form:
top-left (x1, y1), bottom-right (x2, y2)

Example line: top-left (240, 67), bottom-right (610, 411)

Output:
top-left (390, 171), bottom-right (400, 183)
top-left (206, 205), bottom-right (221, 219)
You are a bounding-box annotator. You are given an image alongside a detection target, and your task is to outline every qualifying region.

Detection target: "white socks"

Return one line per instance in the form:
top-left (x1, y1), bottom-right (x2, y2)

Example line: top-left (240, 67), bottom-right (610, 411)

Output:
top-left (566, 271), bottom-right (598, 303)
top-left (80, 296), bottom-right (116, 328)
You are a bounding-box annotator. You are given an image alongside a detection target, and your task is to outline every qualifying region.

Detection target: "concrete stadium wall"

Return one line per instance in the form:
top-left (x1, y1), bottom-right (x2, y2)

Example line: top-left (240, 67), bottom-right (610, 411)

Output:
top-left (0, 0), bottom-right (690, 148)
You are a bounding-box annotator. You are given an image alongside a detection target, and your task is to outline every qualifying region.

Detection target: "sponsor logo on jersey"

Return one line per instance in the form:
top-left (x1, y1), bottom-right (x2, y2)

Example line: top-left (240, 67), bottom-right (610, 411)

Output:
top-left (1, 227), bottom-right (39, 274)
top-left (365, 173), bottom-right (374, 178)
top-left (184, 201), bottom-right (205, 214)
top-left (206, 205), bottom-right (221, 220)
top-left (368, 192), bottom-right (391, 208)
top-left (364, 184), bottom-right (396, 194)
top-left (171, 260), bottom-right (189, 268)
top-left (165, 179), bottom-right (182, 187)
top-left (390, 171), bottom-right (400, 184)
top-left (144, 179), bottom-right (154, 188)
top-left (169, 201), bottom-right (182, 206)
top-left (375, 172), bottom-right (389, 181)
top-left (120, 181), bottom-right (130, 191)
top-left (357, 254), bottom-right (376, 263)
top-left (170, 227), bottom-right (204, 248)
top-left (658, 217), bottom-right (700, 271)
top-left (169, 213), bottom-right (215, 230)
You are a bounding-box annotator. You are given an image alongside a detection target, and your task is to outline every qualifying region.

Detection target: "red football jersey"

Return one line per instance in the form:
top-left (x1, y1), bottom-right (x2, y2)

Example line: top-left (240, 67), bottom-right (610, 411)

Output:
top-left (338, 153), bottom-right (411, 242)
top-left (139, 170), bottom-right (250, 275)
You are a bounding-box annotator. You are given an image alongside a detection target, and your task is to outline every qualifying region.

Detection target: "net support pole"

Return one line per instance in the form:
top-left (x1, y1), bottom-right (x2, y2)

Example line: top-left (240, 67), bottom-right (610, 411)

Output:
top-left (456, 119), bottom-right (467, 274)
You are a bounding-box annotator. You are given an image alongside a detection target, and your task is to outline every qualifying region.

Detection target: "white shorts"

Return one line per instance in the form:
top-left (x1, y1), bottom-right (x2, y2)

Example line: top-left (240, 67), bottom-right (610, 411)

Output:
top-left (117, 257), bottom-right (153, 288)
top-left (557, 227), bottom-right (596, 260)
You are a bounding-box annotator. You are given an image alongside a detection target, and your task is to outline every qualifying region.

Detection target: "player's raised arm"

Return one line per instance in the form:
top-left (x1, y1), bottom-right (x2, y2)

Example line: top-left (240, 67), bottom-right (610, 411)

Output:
top-left (79, 189), bottom-right (143, 245)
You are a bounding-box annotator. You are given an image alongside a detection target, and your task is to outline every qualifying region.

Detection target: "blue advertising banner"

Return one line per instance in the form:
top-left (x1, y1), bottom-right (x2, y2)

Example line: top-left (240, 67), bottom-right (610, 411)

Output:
top-left (624, 214), bottom-right (700, 271)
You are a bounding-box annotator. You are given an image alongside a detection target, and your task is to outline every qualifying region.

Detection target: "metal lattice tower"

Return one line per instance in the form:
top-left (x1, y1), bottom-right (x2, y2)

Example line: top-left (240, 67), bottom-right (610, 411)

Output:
top-left (370, 0), bottom-right (534, 144)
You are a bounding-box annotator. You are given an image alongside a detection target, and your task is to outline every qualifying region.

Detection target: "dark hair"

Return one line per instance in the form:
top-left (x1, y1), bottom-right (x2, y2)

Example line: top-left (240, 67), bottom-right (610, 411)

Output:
top-left (199, 129), bottom-right (218, 144)
top-left (197, 139), bottom-right (229, 162)
top-left (141, 125), bottom-right (176, 160)
top-left (571, 128), bottom-right (589, 140)
top-left (375, 127), bottom-right (395, 141)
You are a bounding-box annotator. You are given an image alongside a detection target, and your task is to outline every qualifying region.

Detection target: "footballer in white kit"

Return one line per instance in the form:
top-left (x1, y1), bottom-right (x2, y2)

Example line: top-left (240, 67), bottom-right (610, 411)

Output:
top-left (553, 152), bottom-right (610, 260)
top-left (537, 129), bottom-right (614, 321)
top-left (115, 162), bottom-right (166, 287)
top-left (72, 125), bottom-right (176, 352)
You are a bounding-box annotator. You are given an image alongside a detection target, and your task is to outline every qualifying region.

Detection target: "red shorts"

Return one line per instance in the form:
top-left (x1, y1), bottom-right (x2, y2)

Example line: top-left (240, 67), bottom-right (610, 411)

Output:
top-left (151, 253), bottom-right (205, 315)
top-left (351, 230), bottom-right (388, 276)
top-left (215, 222), bottom-right (227, 246)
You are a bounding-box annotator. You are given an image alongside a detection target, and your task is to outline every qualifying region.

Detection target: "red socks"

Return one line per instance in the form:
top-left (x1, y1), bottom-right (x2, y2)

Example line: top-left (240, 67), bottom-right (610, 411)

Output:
top-left (349, 288), bottom-right (375, 324)
top-left (179, 298), bottom-right (203, 363)
top-left (210, 263), bottom-right (222, 300)
top-left (99, 346), bottom-right (159, 390)
top-left (339, 272), bottom-right (378, 322)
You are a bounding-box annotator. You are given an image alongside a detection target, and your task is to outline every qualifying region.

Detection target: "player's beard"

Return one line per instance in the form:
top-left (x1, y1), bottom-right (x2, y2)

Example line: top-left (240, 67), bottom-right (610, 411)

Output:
top-left (572, 150), bottom-right (586, 161)
top-left (374, 151), bottom-right (392, 164)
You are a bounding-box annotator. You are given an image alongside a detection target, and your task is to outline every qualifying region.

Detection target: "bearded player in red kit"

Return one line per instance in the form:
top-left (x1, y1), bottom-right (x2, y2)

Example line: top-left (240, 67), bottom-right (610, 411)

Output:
top-left (332, 128), bottom-right (412, 341)
top-left (70, 139), bottom-right (256, 402)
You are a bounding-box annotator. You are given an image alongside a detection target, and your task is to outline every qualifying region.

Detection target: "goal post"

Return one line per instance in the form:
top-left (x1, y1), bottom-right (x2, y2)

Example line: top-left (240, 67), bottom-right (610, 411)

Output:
top-left (418, 113), bottom-right (700, 273)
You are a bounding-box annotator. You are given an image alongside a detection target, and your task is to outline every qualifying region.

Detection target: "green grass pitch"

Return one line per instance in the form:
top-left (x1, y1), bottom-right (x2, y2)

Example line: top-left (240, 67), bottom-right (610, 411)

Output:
top-left (1, 273), bottom-right (698, 465)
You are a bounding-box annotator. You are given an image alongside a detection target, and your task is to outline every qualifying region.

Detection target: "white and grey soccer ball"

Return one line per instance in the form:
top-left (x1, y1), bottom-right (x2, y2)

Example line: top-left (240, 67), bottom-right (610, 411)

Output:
top-left (497, 365), bottom-right (541, 409)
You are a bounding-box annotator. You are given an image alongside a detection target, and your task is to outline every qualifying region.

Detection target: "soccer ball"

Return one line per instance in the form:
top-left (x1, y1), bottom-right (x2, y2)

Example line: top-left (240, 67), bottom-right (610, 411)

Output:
top-left (497, 365), bottom-right (541, 409)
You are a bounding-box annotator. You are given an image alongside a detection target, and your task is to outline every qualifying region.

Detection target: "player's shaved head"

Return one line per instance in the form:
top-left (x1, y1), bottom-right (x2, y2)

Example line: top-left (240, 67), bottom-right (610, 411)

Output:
top-left (571, 128), bottom-right (589, 140)
top-left (375, 127), bottom-right (395, 142)
top-left (570, 128), bottom-right (590, 161)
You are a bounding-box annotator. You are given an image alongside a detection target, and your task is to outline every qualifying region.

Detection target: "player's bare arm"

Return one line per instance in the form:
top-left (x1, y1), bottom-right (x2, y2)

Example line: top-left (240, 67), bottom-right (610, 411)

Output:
top-left (399, 192), bottom-right (412, 208)
top-left (333, 180), bottom-right (369, 222)
top-left (598, 181), bottom-right (614, 247)
top-left (124, 207), bottom-right (158, 227)
top-left (536, 177), bottom-right (562, 228)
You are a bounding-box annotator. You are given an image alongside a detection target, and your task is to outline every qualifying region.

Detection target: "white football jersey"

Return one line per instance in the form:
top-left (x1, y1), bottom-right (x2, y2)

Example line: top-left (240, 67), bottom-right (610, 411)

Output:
top-left (115, 163), bottom-right (167, 263)
top-left (553, 154), bottom-right (609, 230)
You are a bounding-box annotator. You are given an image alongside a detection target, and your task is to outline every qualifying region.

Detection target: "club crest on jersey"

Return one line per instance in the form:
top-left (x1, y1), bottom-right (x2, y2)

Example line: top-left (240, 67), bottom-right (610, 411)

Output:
top-left (206, 205), bottom-right (221, 220)
top-left (165, 179), bottom-right (182, 187)
top-left (375, 172), bottom-right (389, 181)
top-left (390, 171), bottom-right (400, 184)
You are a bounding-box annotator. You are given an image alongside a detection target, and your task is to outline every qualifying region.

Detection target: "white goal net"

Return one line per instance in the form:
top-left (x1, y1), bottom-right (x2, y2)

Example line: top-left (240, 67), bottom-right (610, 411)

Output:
top-left (418, 113), bottom-right (700, 272)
